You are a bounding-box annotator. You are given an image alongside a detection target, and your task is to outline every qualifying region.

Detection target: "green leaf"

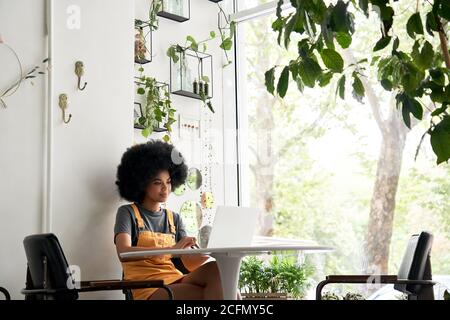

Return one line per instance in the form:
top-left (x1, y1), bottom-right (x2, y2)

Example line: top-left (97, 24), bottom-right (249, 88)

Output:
top-left (318, 72), bottom-right (333, 87)
top-left (163, 134), bottom-right (171, 142)
top-left (220, 38), bottom-right (233, 51)
top-left (444, 289), bottom-right (450, 300)
top-left (431, 104), bottom-right (448, 116)
top-left (298, 58), bottom-right (322, 87)
top-left (277, 66), bottom-right (290, 98)
top-left (380, 78), bottom-right (393, 91)
top-left (425, 11), bottom-right (438, 36)
top-left (335, 32), bottom-right (352, 49)
top-left (137, 88), bottom-right (145, 95)
top-left (295, 77), bottom-right (304, 92)
top-left (337, 75), bottom-right (346, 99)
top-left (392, 37), bottom-right (399, 52)
top-left (210, 31), bottom-right (216, 38)
top-left (430, 68), bottom-right (446, 86)
top-left (430, 115), bottom-right (450, 164)
top-left (289, 61), bottom-right (299, 79)
top-left (206, 101), bottom-right (215, 113)
top-left (359, 0), bottom-right (369, 17)
top-left (406, 12), bottom-right (424, 39)
top-left (331, 0), bottom-right (350, 33)
top-left (373, 36), bottom-right (391, 52)
top-left (320, 48), bottom-right (344, 72)
top-left (142, 127), bottom-right (151, 138)
top-left (167, 46), bottom-right (179, 63)
top-left (265, 67), bottom-right (276, 95)
top-left (186, 35), bottom-right (196, 45)
top-left (284, 11), bottom-right (299, 48)
top-left (352, 72), bottom-right (365, 103)
top-left (398, 94), bottom-right (423, 129)
top-left (437, 0), bottom-right (450, 21)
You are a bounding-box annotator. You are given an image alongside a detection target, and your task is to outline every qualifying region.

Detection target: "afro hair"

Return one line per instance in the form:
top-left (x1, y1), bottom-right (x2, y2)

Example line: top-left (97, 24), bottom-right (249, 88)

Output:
top-left (115, 140), bottom-right (188, 203)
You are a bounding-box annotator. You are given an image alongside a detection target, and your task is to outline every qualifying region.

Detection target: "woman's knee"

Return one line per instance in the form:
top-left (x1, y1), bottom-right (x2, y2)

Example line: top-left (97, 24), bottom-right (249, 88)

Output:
top-left (202, 261), bottom-right (221, 279)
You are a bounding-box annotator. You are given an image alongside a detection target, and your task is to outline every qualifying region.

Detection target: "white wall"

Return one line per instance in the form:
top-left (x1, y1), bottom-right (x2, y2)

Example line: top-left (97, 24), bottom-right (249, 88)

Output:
top-left (0, 0), bottom-right (47, 300)
top-left (0, 0), bottom-right (134, 299)
top-left (134, 0), bottom-right (229, 219)
top-left (0, 0), bottom-right (237, 299)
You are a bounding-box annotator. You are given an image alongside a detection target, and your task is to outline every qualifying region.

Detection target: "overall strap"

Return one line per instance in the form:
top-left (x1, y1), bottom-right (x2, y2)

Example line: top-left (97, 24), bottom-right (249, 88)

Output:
top-left (166, 209), bottom-right (177, 235)
top-left (130, 203), bottom-right (145, 230)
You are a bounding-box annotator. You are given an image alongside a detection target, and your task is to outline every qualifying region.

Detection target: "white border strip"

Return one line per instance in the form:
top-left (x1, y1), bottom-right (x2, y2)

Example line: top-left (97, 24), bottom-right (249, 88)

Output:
top-left (43, 0), bottom-right (53, 233)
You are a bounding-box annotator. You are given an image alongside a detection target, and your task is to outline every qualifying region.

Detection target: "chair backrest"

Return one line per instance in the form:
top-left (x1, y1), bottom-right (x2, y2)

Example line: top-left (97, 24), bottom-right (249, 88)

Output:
top-left (23, 233), bottom-right (78, 300)
top-left (395, 231), bottom-right (433, 295)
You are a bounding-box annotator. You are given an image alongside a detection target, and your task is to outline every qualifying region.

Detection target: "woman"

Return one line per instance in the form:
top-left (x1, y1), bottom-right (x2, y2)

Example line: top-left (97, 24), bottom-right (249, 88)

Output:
top-left (114, 140), bottom-right (223, 300)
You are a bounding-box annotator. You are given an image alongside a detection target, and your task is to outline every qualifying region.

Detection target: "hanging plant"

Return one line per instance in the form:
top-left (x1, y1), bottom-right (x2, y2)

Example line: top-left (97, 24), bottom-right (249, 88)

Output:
top-left (167, 33), bottom-right (216, 113)
top-left (135, 72), bottom-right (176, 142)
top-left (216, 3), bottom-right (236, 67)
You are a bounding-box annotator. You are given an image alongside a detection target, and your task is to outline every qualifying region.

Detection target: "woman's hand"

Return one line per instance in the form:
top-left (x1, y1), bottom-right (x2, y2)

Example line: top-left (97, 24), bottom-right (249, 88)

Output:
top-left (173, 236), bottom-right (197, 249)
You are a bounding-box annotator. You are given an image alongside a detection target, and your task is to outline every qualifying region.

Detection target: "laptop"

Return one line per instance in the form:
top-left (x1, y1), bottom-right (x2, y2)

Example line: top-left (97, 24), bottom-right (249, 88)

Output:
top-left (206, 206), bottom-right (260, 248)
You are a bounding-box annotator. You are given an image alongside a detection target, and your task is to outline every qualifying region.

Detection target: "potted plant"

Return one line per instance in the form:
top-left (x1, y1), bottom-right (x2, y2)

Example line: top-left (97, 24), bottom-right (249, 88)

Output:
top-left (167, 33), bottom-right (216, 113)
top-left (135, 73), bottom-right (176, 142)
top-left (239, 255), bottom-right (314, 300)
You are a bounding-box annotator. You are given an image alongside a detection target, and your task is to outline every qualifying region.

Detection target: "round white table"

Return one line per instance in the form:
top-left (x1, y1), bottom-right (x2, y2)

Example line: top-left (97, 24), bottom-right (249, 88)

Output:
top-left (120, 244), bottom-right (333, 300)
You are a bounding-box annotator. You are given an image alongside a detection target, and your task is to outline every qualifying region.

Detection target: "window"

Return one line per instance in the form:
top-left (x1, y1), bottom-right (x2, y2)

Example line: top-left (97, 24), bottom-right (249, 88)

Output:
top-left (233, 1), bottom-right (450, 294)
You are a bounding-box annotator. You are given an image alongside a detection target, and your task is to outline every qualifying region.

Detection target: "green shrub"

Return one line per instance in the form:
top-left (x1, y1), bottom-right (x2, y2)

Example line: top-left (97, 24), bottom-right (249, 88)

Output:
top-left (239, 255), bottom-right (314, 299)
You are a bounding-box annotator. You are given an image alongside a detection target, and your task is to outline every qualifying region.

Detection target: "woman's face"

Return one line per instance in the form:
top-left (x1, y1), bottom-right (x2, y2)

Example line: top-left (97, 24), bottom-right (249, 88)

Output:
top-left (145, 170), bottom-right (171, 203)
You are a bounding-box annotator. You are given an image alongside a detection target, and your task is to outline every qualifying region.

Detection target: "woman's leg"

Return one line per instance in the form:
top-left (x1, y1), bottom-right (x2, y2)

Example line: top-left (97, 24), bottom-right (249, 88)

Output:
top-left (180, 261), bottom-right (223, 300)
top-left (149, 283), bottom-right (204, 300)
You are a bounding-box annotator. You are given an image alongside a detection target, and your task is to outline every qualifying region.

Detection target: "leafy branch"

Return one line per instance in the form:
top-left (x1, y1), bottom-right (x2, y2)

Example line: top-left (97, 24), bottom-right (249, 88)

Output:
top-left (265, 0), bottom-right (450, 164)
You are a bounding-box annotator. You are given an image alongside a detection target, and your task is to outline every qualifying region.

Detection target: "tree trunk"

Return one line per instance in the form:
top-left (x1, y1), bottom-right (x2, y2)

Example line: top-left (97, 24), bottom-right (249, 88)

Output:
top-left (364, 109), bottom-right (408, 274)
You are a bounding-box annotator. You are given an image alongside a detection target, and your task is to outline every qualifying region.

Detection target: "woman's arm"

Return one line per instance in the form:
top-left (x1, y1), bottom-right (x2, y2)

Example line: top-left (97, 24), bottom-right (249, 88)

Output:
top-left (115, 233), bottom-right (197, 262)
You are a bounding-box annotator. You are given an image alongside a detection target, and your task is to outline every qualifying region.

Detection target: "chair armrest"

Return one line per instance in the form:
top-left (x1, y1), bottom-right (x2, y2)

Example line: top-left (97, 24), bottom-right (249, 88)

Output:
top-left (79, 279), bottom-right (165, 292)
top-left (78, 279), bottom-right (174, 299)
top-left (325, 275), bottom-right (398, 283)
top-left (21, 288), bottom-right (66, 295)
top-left (316, 275), bottom-right (398, 300)
top-left (22, 280), bottom-right (174, 299)
top-left (394, 279), bottom-right (435, 285)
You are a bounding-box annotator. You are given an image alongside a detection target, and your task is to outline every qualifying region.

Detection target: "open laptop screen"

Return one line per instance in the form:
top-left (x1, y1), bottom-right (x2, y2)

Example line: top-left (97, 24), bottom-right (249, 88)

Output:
top-left (207, 206), bottom-right (260, 248)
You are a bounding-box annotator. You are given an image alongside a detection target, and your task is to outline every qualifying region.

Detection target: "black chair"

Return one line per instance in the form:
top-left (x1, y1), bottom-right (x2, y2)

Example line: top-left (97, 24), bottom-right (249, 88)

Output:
top-left (0, 287), bottom-right (11, 300)
top-left (22, 233), bottom-right (173, 300)
top-left (316, 231), bottom-right (435, 300)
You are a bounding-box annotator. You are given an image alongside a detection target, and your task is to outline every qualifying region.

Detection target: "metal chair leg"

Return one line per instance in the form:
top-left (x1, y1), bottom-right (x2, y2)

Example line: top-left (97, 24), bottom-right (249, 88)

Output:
top-left (0, 287), bottom-right (11, 300)
top-left (316, 279), bottom-right (331, 300)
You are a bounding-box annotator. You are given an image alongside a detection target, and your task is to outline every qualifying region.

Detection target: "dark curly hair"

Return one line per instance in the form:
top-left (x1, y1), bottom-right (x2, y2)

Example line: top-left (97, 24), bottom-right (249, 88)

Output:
top-left (115, 140), bottom-right (188, 203)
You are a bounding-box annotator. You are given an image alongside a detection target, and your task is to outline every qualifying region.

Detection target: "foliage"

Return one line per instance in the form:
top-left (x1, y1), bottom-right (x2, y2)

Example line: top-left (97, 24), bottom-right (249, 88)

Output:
top-left (239, 255), bottom-right (314, 299)
top-left (1, 56), bottom-right (48, 109)
top-left (321, 291), bottom-right (365, 300)
top-left (321, 292), bottom-right (341, 300)
top-left (216, 3), bottom-right (236, 67)
top-left (136, 71), bottom-right (176, 142)
top-left (265, 0), bottom-right (450, 164)
top-left (444, 289), bottom-right (450, 300)
top-left (167, 33), bottom-right (217, 113)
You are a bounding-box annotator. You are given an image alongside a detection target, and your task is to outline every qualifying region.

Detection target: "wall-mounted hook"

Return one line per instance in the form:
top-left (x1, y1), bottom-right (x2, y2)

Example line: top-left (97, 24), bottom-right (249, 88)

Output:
top-left (59, 94), bottom-right (72, 124)
top-left (75, 61), bottom-right (87, 90)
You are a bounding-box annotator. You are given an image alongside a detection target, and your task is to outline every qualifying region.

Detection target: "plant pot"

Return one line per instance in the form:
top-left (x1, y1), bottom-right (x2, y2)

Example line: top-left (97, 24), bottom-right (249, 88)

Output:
top-left (241, 292), bottom-right (291, 300)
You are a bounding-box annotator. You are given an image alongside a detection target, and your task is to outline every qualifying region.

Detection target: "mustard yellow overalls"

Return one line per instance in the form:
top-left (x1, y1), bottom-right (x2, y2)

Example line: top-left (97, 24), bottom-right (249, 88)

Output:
top-left (122, 203), bottom-right (185, 299)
